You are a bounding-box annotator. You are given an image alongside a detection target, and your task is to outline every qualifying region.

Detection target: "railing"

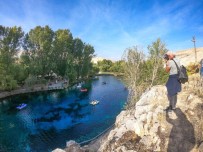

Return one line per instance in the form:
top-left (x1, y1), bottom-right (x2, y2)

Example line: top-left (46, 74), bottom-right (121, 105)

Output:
top-left (78, 123), bottom-right (115, 146)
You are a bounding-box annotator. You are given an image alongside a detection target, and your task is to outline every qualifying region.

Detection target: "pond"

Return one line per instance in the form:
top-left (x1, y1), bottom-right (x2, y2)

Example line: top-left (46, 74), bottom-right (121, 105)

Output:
top-left (0, 75), bottom-right (128, 152)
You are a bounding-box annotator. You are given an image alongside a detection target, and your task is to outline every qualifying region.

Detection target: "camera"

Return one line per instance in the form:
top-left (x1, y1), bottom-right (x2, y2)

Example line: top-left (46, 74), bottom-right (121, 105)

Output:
top-left (163, 54), bottom-right (169, 60)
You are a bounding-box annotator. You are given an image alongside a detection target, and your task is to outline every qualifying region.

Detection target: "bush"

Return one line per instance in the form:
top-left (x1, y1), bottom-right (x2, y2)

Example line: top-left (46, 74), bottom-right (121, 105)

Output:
top-left (11, 64), bottom-right (28, 85)
top-left (185, 74), bottom-right (203, 98)
top-left (25, 75), bottom-right (38, 87)
top-left (0, 75), bottom-right (18, 91)
top-left (187, 63), bottom-right (199, 75)
top-left (38, 78), bottom-right (47, 85)
top-left (25, 75), bottom-right (47, 87)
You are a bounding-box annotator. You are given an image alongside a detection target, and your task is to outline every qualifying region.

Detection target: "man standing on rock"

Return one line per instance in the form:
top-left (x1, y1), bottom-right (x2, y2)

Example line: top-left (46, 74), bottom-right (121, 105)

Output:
top-left (164, 51), bottom-right (181, 112)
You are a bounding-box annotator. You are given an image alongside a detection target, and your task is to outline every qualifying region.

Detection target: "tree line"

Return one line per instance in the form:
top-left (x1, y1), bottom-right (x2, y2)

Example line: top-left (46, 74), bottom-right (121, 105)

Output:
top-left (95, 59), bottom-right (125, 73)
top-left (0, 25), bottom-right (96, 91)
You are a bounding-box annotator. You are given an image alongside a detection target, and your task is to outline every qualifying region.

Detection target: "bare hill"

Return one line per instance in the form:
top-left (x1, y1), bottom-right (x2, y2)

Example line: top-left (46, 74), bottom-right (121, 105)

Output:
top-left (175, 47), bottom-right (203, 66)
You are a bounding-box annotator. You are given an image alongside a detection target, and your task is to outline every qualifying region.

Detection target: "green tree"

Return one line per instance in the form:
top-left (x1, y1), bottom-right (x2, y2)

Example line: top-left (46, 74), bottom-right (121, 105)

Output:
top-left (123, 39), bottom-right (169, 109)
top-left (52, 29), bottom-right (73, 77)
top-left (0, 26), bottom-right (24, 72)
top-left (97, 59), bottom-right (113, 72)
top-left (72, 38), bottom-right (84, 79)
top-left (12, 64), bottom-right (28, 84)
top-left (63, 55), bottom-right (77, 82)
top-left (81, 44), bottom-right (95, 78)
top-left (19, 52), bottom-right (31, 75)
top-left (0, 25), bottom-right (24, 90)
top-left (23, 26), bottom-right (54, 77)
top-left (91, 63), bottom-right (100, 75)
top-left (123, 46), bottom-right (145, 106)
top-left (147, 38), bottom-right (168, 87)
top-left (109, 60), bottom-right (125, 73)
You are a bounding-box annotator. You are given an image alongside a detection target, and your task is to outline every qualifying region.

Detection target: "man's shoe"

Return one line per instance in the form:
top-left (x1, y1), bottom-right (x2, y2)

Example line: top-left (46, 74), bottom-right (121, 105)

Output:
top-left (164, 106), bottom-right (172, 112)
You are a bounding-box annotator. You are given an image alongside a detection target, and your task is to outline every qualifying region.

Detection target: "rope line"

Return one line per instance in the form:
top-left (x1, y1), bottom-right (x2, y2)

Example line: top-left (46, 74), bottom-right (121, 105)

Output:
top-left (78, 123), bottom-right (115, 145)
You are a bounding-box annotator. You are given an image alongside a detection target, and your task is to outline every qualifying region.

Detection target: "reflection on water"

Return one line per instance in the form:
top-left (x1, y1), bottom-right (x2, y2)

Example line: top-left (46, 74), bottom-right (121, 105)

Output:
top-left (0, 76), bottom-right (128, 152)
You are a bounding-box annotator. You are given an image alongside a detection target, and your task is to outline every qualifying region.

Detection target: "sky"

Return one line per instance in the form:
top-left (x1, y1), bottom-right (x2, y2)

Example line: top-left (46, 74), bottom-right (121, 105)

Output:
top-left (0, 0), bottom-right (203, 60)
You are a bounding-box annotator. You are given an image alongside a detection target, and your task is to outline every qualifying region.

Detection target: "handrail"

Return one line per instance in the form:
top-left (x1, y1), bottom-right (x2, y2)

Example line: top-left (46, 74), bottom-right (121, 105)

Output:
top-left (78, 123), bottom-right (115, 146)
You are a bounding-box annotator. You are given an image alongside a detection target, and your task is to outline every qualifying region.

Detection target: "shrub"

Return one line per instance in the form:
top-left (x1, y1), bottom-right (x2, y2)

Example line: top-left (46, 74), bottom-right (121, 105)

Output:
top-left (25, 75), bottom-right (38, 87)
top-left (187, 63), bottom-right (199, 75)
top-left (0, 75), bottom-right (18, 91)
top-left (185, 74), bottom-right (203, 98)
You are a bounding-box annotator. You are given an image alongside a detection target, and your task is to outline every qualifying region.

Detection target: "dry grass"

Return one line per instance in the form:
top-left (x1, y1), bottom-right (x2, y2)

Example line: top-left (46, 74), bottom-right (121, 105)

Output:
top-left (175, 47), bottom-right (203, 66)
top-left (183, 74), bottom-right (203, 98)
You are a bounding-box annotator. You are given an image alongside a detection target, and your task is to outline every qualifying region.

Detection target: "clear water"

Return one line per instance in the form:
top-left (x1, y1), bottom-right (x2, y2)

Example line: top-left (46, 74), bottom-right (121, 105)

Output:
top-left (0, 76), bottom-right (128, 152)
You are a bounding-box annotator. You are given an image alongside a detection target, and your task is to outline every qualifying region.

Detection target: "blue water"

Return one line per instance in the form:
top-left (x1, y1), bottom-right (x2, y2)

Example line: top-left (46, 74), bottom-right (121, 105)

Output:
top-left (0, 76), bottom-right (128, 152)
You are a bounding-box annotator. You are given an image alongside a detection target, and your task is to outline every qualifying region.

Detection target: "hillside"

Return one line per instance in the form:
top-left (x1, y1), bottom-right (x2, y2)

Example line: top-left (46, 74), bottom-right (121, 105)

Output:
top-left (91, 48), bottom-right (203, 66)
top-left (175, 47), bottom-right (203, 66)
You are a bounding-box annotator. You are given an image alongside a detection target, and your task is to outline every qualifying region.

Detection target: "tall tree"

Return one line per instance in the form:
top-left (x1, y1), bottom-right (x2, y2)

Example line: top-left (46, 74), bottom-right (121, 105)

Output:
top-left (0, 26), bottom-right (24, 72)
top-left (72, 38), bottom-right (84, 79)
top-left (23, 26), bottom-right (54, 76)
top-left (147, 38), bottom-right (168, 87)
top-left (81, 44), bottom-right (95, 78)
top-left (0, 26), bottom-right (24, 90)
top-left (52, 29), bottom-right (73, 77)
top-left (122, 46), bottom-right (145, 107)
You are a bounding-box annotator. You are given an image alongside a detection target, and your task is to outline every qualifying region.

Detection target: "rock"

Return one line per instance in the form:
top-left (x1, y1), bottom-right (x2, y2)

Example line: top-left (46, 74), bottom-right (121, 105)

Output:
top-left (66, 140), bottom-right (77, 147)
top-left (52, 148), bottom-right (66, 152)
top-left (99, 130), bottom-right (141, 152)
top-left (99, 85), bottom-right (203, 152)
top-left (65, 140), bottom-right (84, 152)
top-left (198, 142), bottom-right (203, 152)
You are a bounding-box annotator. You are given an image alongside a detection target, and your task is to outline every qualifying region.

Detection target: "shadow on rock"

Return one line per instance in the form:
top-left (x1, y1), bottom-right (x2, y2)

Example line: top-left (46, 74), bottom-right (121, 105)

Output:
top-left (166, 108), bottom-right (195, 152)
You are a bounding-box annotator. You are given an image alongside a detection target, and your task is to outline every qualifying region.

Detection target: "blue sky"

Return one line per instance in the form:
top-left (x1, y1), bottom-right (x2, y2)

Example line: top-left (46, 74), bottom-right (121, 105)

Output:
top-left (0, 0), bottom-right (203, 60)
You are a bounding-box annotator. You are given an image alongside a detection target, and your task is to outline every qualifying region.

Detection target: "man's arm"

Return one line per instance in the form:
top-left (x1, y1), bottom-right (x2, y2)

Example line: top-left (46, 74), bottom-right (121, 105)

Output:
top-left (165, 60), bottom-right (170, 73)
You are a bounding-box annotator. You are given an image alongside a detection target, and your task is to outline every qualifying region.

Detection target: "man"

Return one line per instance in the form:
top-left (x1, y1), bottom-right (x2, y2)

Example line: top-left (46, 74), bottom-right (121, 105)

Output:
top-left (199, 59), bottom-right (203, 77)
top-left (164, 51), bottom-right (181, 112)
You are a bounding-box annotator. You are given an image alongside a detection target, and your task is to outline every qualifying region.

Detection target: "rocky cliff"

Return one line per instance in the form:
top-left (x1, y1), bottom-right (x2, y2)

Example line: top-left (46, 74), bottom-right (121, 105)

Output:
top-left (98, 83), bottom-right (203, 152)
top-left (53, 74), bottom-right (203, 152)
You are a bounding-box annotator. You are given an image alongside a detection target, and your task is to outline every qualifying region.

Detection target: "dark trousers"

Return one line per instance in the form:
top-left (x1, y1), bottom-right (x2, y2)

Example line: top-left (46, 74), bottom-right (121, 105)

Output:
top-left (167, 94), bottom-right (177, 109)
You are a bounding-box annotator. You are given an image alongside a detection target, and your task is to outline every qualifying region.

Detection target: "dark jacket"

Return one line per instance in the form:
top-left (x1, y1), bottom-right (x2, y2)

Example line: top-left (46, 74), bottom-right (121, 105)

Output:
top-left (166, 74), bottom-right (181, 96)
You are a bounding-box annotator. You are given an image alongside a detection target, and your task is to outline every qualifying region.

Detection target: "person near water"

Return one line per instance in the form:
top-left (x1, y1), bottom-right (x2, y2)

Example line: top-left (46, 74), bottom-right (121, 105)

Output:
top-left (164, 51), bottom-right (181, 112)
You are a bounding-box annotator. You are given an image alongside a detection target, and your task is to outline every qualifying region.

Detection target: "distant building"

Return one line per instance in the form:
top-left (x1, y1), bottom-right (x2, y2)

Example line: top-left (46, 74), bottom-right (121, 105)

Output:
top-left (91, 57), bottom-right (104, 64)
